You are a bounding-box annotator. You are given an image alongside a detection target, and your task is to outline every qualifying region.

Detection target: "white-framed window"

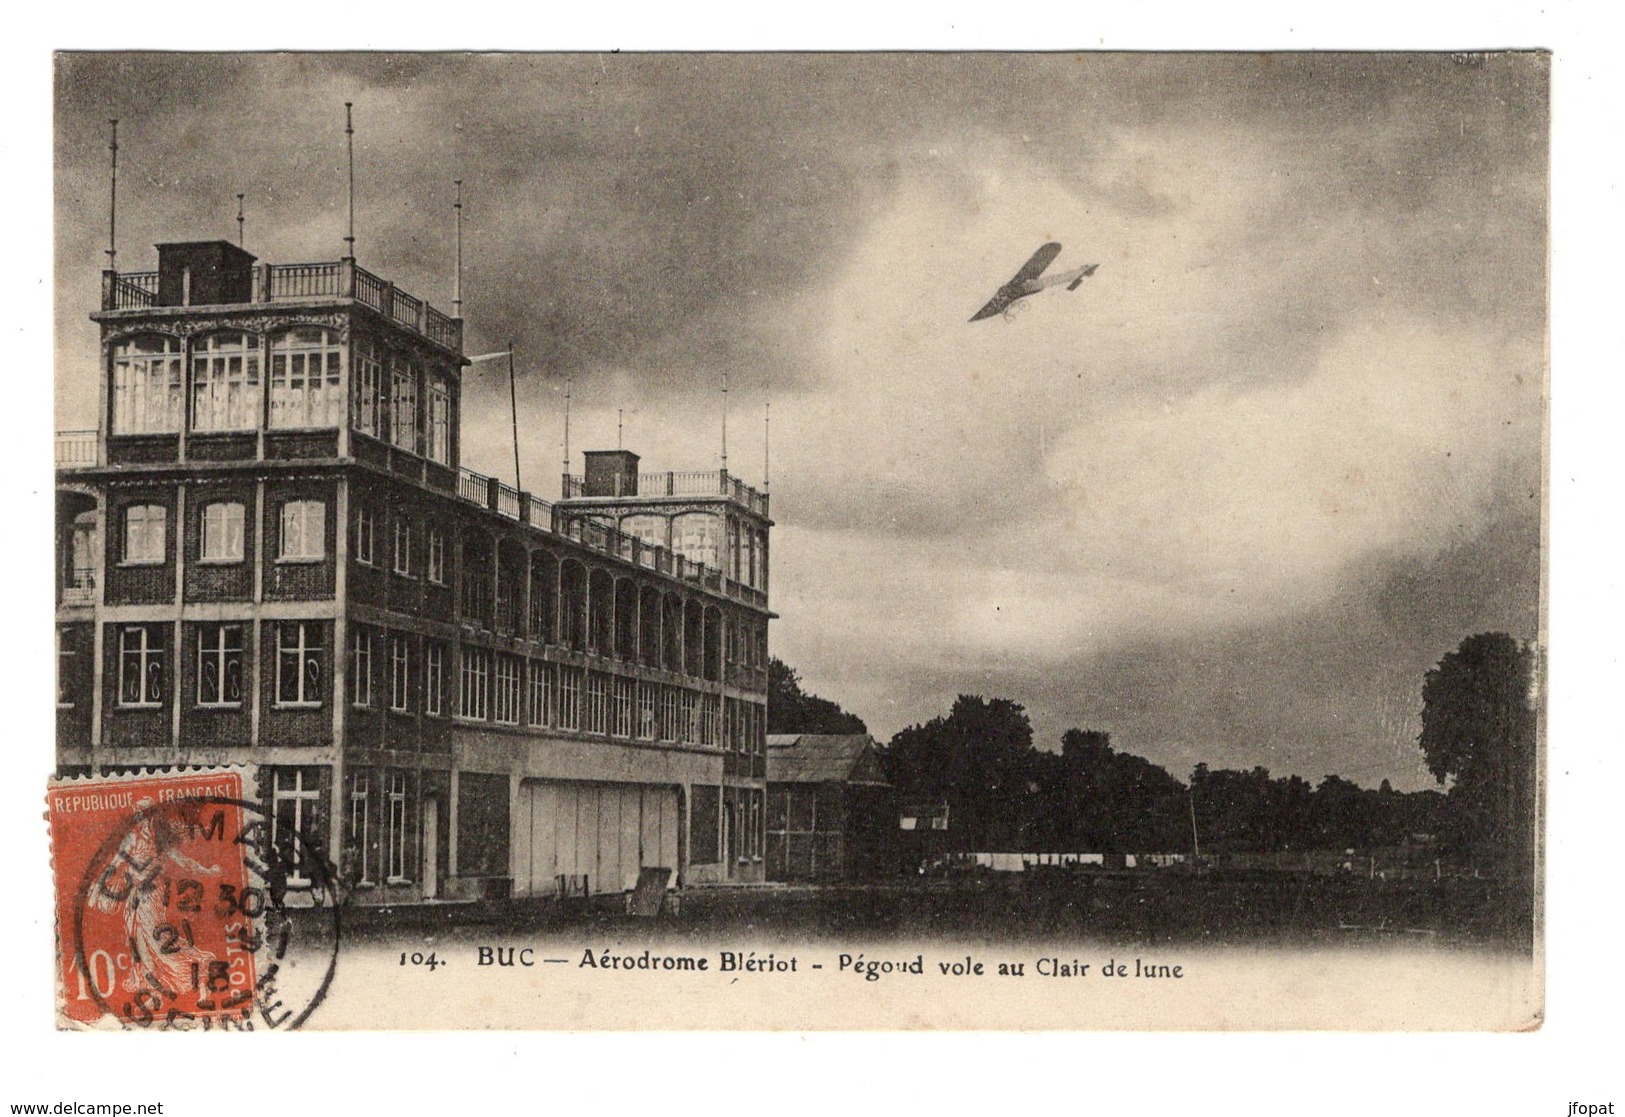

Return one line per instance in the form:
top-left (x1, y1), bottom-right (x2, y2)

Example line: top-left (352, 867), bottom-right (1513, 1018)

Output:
top-left (660, 686), bottom-right (680, 742)
top-left (527, 660), bottom-right (552, 727)
top-left (424, 641), bottom-right (445, 717)
top-left (191, 331), bottom-right (261, 431)
top-left (111, 335), bottom-right (183, 433)
top-left (117, 625), bottom-right (166, 707)
top-left (680, 689), bottom-right (699, 744)
top-left (673, 512), bottom-right (720, 570)
top-left (200, 501), bottom-right (245, 562)
top-left (458, 647), bottom-right (490, 720)
top-left (350, 626), bottom-right (374, 708)
top-left (701, 693), bottom-right (720, 747)
top-left (269, 327), bottom-right (343, 428)
top-left (354, 504), bottom-right (376, 566)
top-left (348, 772), bottom-right (373, 886)
top-left (279, 500), bottom-right (325, 561)
top-left (494, 654), bottom-right (521, 725)
top-left (427, 375), bottom-right (452, 464)
top-left (196, 623), bottom-right (244, 707)
top-left (612, 675), bottom-right (635, 738)
top-left (390, 636), bottom-right (411, 712)
top-left (392, 516), bottom-right (413, 576)
top-left (275, 621), bottom-right (324, 706)
top-left (584, 672), bottom-right (608, 735)
top-left (354, 339), bottom-right (382, 437)
top-left (390, 357), bottom-right (417, 452)
top-left (637, 681), bottom-right (657, 741)
top-left (385, 771), bottom-right (410, 884)
top-left (56, 627), bottom-right (76, 708)
top-left (557, 666), bottom-right (581, 731)
top-left (426, 528), bottom-right (445, 585)
top-left (270, 767), bottom-right (321, 888)
top-left (122, 503), bottom-right (166, 565)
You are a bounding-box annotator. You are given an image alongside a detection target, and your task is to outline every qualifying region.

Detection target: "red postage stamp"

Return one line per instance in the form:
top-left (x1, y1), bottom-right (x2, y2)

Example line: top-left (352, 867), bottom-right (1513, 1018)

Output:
top-left (48, 767), bottom-right (340, 1030)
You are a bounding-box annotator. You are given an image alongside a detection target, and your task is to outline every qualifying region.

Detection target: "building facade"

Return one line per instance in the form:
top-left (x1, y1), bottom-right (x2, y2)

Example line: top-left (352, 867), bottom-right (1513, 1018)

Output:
top-left (765, 734), bottom-right (895, 882)
top-left (56, 240), bottom-right (771, 904)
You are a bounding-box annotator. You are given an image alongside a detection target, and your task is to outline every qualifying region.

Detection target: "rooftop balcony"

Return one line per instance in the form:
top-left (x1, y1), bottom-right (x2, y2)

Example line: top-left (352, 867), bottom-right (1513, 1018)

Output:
top-left (56, 430), bottom-right (98, 469)
top-left (458, 466), bottom-right (769, 610)
top-left (100, 256), bottom-right (462, 354)
top-left (561, 469), bottom-right (770, 518)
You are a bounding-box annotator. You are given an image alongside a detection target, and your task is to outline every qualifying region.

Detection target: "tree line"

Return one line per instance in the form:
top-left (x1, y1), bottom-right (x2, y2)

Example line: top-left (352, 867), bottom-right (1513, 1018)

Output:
top-left (769, 631), bottom-right (1536, 870)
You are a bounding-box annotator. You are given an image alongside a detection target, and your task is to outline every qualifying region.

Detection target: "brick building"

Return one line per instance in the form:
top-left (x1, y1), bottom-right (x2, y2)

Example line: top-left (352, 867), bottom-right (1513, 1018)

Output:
top-left (55, 238), bottom-right (771, 903)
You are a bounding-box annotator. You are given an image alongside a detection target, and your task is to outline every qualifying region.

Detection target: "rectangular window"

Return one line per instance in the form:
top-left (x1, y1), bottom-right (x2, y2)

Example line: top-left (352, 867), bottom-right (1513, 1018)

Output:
top-left (354, 505), bottom-right (376, 566)
top-left (612, 676), bottom-right (635, 738)
top-left (191, 332), bottom-right (262, 432)
top-left (557, 666), bottom-right (581, 731)
top-left (276, 622), bottom-right (324, 706)
top-left (111, 337), bottom-right (183, 434)
top-left (425, 641), bottom-right (445, 717)
top-left (385, 771), bottom-right (410, 883)
top-left (427, 376), bottom-right (452, 464)
top-left (196, 623), bottom-right (244, 707)
top-left (390, 359), bottom-right (417, 453)
top-left (390, 636), bottom-right (411, 712)
top-left (56, 627), bottom-right (76, 708)
top-left (392, 516), bottom-right (413, 576)
top-left (426, 528), bottom-right (445, 585)
top-left (350, 626), bottom-right (374, 708)
top-left (200, 501), bottom-right (245, 562)
top-left (271, 767), bottom-right (321, 887)
top-left (348, 772), bottom-right (373, 886)
top-left (118, 624), bottom-right (166, 707)
top-left (660, 686), bottom-right (680, 742)
top-left (458, 647), bottom-right (490, 720)
top-left (269, 328), bottom-right (343, 428)
top-left (584, 672), bottom-right (608, 735)
top-left (122, 504), bottom-right (166, 565)
top-left (527, 660), bottom-right (552, 727)
top-left (494, 654), bottom-right (521, 725)
top-left (354, 341), bottom-right (382, 437)
top-left (637, 682), bottom-right (657, 741)
top-left (279, 500), bottom-right (325, 561)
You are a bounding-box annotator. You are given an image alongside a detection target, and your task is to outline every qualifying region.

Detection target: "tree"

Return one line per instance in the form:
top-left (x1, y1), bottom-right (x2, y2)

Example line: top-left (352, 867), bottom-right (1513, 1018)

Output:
top-left (886, 696), bottom-right (1036, 849)
top-left (766, 658), bottom-right (868, 735)
top-left (1418, 633), bottom-right (1538, 876)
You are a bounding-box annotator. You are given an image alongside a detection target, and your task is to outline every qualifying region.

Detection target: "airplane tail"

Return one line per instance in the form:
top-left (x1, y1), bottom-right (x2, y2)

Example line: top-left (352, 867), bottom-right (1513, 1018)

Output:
top-left (1066, 264), bottom-right (1100, 291)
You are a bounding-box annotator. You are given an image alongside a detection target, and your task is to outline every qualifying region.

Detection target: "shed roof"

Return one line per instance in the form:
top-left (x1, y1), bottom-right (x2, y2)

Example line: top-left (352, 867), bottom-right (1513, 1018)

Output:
top-left (766, 734), bottom-right (890, 786)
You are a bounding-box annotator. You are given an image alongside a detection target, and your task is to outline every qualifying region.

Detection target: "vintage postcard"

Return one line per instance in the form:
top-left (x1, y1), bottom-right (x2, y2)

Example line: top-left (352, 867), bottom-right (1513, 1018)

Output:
top-left (49, 51), bottom-right (1545, 1031)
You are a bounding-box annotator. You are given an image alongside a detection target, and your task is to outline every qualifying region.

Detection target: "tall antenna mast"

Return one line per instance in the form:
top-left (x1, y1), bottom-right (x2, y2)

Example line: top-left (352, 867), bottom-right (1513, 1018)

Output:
top-left (236, 193), bottom-right (245, 247)
top-left (343, 102), bottom-right (356, 259)
top-left (507, 342), bottom-right (521, 492)
top-left (105, 120), bottom-right (118, 271)
top-left (562, 373), bottom-right (572, 493)
top-left (617, 408), bottom-right (623, 450)
top-left (453, 179), bottom-right (464, 319)
top-left (720, 371), bottom-right (729, 474)
top-left (764, 401), bottom-right (771, 492)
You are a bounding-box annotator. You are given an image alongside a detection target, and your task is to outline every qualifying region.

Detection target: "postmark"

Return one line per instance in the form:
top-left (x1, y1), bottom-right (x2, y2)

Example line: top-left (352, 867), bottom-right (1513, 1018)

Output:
top-left (48, 768), bottom-right (341, 1030)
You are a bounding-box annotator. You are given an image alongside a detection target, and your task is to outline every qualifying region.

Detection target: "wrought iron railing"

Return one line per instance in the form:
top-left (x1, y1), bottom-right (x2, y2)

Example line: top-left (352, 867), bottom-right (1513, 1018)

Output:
top-left (561, 468), bottom-right (769, 516)
top-left (102, 261), bottom-right (462, 353)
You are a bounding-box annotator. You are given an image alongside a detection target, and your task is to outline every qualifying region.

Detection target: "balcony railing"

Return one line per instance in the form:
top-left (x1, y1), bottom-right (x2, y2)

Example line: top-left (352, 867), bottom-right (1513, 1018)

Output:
top-left (55, 430), bottom-right (98, 468)
top-left (561, 469), bottom-right (770, 517)
top-left (454, 465), bottom-right (766, 607)
top-left (101, 259), bottom-right (463, 354)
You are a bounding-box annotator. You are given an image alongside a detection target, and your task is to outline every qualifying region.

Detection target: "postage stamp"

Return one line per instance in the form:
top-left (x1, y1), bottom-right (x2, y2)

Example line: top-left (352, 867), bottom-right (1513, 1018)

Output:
top-left (48, 767), bottom-right (340, 1030)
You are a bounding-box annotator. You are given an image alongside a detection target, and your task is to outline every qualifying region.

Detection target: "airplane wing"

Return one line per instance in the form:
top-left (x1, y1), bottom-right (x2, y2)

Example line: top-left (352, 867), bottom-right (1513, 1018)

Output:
top-left (969, 291), bottom-right (1014, 322)
top-left (1009, 241), bottom-right (1064, 286)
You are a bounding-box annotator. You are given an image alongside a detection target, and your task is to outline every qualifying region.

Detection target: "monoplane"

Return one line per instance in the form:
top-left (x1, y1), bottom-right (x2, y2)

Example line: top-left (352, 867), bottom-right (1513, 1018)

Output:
top-left (970, 242), bottom-right (1098, 322)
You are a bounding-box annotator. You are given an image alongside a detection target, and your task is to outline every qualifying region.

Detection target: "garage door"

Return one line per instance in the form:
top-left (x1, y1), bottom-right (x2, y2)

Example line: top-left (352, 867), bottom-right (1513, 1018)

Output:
top-left (515, 781), bottom-right (680, 897)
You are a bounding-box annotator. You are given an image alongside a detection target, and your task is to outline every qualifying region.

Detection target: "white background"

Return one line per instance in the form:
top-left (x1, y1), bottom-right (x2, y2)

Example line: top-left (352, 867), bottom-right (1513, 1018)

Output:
top-left (2, 4), bottom-right (1617, 1114)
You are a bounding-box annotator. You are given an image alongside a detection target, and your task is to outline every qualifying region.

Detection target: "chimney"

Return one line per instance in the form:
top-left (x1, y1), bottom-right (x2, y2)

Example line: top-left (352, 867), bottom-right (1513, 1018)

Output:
top-left (582, 450), bottom-right (640, 497)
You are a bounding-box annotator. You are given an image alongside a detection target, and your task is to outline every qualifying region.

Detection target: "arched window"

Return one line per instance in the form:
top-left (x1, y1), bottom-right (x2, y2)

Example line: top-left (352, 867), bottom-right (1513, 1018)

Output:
top-left (122, 503), bottom-right (166, 565)
top-left (111, 335), bottom-right (183, 434)
top-left (200, 501), bottom-right (245, 562)
top-left (270, 327), bottom-right (343, 428)
top-left (191, 331), bottom-right (261, 431)
top-left (620, 514), bottom-right (667, 552)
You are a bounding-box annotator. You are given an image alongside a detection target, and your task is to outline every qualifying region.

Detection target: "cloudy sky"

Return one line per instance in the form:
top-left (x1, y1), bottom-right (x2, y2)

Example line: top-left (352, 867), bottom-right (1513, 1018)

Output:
top-left (54, 53), bottom-right (1546, 790)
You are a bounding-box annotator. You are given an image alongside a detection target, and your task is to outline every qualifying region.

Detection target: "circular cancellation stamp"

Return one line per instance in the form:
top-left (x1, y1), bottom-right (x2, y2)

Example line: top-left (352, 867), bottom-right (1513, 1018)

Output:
top-left (47, 767), bottom-right (341, 1030)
